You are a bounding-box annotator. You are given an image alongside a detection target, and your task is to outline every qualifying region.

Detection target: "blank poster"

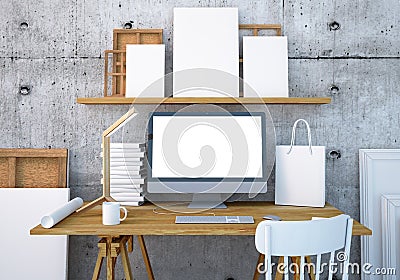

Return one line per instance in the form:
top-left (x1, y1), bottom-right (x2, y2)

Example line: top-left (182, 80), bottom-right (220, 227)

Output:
top-left (126, 44), bottom-right (165, 97)
top-left (0, 189), bottom-right (69, 280)
top-left (173, 8), bottom-right (239, 97)
top-left (243, 36), bottom-right (289, 97)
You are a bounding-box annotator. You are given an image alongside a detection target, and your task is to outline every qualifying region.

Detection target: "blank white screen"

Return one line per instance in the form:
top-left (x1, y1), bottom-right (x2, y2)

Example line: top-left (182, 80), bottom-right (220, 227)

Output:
top-left (152, 115), bottom-right (263, 178)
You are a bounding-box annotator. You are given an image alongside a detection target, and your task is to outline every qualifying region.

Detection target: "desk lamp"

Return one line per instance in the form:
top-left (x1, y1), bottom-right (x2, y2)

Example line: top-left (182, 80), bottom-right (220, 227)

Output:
top-left (77, 108), bottom-right (137, 212)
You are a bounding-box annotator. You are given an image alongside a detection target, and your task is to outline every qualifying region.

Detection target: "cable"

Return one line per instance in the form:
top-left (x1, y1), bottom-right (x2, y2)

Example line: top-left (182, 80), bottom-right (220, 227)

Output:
top-left (152, 202), bottom-right (216, 216)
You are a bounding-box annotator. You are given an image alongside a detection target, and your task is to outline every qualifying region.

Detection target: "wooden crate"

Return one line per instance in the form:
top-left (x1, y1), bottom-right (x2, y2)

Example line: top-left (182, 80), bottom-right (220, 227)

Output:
top-left (0, 149), bottom-right (68, 188)
top-left (105, 29), bottom-right (163, 97)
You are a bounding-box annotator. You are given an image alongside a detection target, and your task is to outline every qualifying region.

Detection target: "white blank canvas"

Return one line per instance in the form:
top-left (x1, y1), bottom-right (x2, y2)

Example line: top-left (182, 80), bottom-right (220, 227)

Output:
top-left (243, 36), bottom-right (289, 97)
top-left (0, 188), bottom-right (69, 280)
top-left (173, 8), bottom-right (239, 97)
top-left (126, 44), bottom-right (165, 97)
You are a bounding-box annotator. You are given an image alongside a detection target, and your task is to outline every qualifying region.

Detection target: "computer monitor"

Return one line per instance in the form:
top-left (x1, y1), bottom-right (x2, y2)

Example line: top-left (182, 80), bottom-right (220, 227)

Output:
top-left (147, 112), bottom-right (267, 208)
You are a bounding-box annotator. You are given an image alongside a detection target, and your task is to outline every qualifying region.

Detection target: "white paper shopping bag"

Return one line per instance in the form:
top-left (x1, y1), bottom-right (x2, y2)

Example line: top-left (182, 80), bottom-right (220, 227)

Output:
top-left (275, 119), bottom-right (325, 207)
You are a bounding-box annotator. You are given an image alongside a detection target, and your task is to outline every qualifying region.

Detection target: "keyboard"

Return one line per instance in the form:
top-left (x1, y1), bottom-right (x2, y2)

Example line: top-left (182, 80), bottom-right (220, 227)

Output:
top-left (175, 215), bottom-right (254, 224)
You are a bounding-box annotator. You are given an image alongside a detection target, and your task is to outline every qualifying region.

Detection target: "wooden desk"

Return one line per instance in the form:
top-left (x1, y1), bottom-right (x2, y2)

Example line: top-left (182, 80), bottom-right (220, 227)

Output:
top-left (30, 202), bottom-right (371, 280)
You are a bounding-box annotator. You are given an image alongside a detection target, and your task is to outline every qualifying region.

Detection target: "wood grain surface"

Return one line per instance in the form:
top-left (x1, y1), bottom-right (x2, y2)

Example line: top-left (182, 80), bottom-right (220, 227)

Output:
top-left (77, 97), bottom-right (332, 105)
top-left (0, 149), bottom-right (67, 188)
top-left (30, 201), bottom-right (371, 236)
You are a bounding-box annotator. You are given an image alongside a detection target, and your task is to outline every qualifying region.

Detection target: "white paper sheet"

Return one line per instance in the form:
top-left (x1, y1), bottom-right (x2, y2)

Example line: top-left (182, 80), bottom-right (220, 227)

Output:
top-left (110, 196), bottom-right (144, 202)
top-left (110, 187), bottom-right (143, 192)
top-left (110, 192), bottom-right (142, 197)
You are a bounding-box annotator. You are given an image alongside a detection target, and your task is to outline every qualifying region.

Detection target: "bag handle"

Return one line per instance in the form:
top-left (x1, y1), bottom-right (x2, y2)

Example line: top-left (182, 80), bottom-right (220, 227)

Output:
top-left (287, 119), bottom-right (313, 155)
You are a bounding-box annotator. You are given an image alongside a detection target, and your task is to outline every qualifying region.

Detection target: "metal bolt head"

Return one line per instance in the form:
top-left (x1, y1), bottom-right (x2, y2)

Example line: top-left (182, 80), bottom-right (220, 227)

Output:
top-left (123, 22), bottom-right (133, 29)
top-left (330, 85), bottom-right (340, 95)
top-left (19, 85), bottom-right (31, 95)
top-left (19, 22), bottom-right (29, 29)
top-left (328, 21), bottom-right (340, 31)
top-left (327, 150), bottom-right (341, 160)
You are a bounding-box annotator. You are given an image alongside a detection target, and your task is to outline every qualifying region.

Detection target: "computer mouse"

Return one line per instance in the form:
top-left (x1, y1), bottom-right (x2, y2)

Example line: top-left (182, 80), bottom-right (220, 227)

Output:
top-left (263, 215), bottom-right (281, 221)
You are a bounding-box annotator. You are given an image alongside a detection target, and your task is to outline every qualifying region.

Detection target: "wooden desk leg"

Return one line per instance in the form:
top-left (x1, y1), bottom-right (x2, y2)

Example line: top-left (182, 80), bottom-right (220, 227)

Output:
top-left (128, 235), bottom-right (133, 252)
top-left (93, 236), bottom-right (133, 280)
top-left (92, 251), bottom-right (104, 280)
top-left (275, 256), bottom-right (284, 280)
top-left (112, 257), bottom-right (117, 271)
top-left (138, 235), bottom-right (155, 280)
top-left (120, 240), bottom-right (133, 280)
top-left (106, 237), bottom-right (115, 280)
top-left (291, 257), bottom-right (301, 280)
top-left (253, 253), bottom-right (265, 280)
top-left (305, 256), bottom-right (315, 280)
top-left (290, 256), bottom-right (314, 280)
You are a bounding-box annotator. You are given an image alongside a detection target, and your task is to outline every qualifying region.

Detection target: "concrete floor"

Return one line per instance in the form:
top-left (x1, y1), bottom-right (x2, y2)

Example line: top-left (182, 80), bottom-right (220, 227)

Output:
top-left (1, 0), bottom-right (399, 279)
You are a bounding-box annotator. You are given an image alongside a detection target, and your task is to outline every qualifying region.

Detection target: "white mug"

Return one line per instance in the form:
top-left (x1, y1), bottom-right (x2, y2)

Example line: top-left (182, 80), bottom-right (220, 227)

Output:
top-left (102, 202), bottom-right (128, 225)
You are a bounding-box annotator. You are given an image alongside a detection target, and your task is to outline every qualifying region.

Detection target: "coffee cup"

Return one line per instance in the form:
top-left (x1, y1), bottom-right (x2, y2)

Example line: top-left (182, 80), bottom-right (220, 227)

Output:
top-left (102, 202), bottom-right (128, 225)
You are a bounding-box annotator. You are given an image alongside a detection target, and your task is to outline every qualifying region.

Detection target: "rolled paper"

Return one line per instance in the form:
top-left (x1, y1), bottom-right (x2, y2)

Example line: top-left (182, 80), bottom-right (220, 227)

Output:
top-left (40, 197), bottom-right (84, 229)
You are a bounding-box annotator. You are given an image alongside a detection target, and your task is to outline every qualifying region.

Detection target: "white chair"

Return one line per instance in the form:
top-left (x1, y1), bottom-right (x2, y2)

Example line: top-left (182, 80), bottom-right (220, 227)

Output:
top-left (255, 214), bottom-right (353, 280)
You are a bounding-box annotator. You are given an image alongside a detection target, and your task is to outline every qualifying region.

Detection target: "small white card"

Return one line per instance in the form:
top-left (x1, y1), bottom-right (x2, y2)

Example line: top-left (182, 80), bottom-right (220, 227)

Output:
top-left (243, 36), bottom-right (289, 97)
top-left (126, 44), bottom-right (165, 97)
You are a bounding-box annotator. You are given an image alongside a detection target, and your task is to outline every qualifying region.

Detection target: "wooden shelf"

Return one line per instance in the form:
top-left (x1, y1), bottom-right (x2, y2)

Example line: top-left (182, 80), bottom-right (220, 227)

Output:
top-left (76, 97), bottom-right (331, 105)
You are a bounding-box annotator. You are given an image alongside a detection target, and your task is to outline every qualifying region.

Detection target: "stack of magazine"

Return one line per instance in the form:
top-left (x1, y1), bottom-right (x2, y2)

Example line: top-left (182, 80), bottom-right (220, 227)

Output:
top-left (104, 143), bottom-right (146, 206)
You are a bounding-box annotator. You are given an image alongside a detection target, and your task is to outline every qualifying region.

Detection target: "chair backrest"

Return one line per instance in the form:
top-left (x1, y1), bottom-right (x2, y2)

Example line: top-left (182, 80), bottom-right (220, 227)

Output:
top-left (255, 214), bottom-right (353, 280)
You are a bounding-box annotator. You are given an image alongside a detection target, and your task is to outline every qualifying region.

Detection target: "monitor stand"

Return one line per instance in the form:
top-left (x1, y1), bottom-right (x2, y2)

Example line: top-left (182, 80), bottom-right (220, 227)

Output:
top-left (188, 194), bottom-right (227, 209)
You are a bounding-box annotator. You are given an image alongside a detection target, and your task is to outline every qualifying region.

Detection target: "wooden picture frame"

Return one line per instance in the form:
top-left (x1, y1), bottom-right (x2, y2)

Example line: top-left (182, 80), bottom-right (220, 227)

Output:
top-left (104, 50), bottom-right (126, 97)
top-left (0, 149), bottom-right (68, 188)
top-left (359, 149), bottom-right (400, 280)
top-left (381, 194), bottom-right (400, 280)
top-left (113, 29), bottom-right (163, 50)
top-left (104, 29), bottom-right (163, 97)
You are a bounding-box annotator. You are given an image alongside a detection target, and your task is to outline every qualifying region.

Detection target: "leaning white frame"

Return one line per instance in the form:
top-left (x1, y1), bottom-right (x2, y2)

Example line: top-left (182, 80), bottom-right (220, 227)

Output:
top-left (172, 7), bottom-right (239, 97)
top-left (360, 149), bottom-right (400, 280)
top-left (381, 194), bottom-right (400, 280)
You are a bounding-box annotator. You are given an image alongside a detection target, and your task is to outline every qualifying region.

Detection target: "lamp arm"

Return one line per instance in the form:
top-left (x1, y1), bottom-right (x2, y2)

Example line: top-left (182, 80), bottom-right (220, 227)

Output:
top-left (102, 136), bottom-right (111, 197)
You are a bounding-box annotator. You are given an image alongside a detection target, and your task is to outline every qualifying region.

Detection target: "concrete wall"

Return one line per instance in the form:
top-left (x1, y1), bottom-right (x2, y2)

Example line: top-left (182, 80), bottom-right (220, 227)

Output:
top-left (1, 0), bottom-right (399, 279)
